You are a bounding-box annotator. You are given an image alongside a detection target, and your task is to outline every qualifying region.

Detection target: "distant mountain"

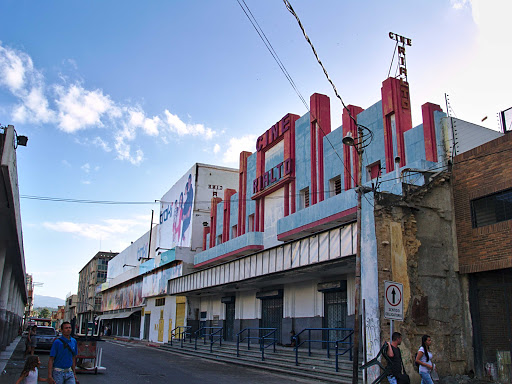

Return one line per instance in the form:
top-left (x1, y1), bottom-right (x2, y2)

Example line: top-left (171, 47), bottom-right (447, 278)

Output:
top-left (33, 294), bottom-right (65, 309)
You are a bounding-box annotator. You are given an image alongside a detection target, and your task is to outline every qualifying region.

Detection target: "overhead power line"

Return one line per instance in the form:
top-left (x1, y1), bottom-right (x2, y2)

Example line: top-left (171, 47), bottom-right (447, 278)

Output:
top-left (20, 195), bottom-right (157, 205)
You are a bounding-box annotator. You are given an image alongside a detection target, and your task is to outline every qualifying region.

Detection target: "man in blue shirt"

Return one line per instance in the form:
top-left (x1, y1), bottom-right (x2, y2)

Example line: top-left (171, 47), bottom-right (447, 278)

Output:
top-left (48, 321), bottom-right (78, 384)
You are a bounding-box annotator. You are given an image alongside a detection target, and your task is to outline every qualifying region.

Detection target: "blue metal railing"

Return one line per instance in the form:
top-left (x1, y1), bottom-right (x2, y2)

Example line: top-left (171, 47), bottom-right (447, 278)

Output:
top-left (169, 325), bottom-right (191, 347)
top-left (193, 326), bottom-right (223, 352)
top-left (236, 327), bottom-right (277, 361)
top-left (335, 331), bottom-right (354, 372)
top-left (293, 328), bottom-right (354, 366)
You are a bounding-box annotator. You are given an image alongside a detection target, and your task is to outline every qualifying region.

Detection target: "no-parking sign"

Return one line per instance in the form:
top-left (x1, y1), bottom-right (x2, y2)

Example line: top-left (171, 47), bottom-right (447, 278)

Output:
top-left (384, 281), bottom-right (404, 321)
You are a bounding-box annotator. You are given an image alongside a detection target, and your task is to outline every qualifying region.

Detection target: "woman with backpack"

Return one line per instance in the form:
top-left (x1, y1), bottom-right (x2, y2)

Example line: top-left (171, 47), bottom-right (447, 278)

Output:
top-left (415, 334), bottom-right (436, 384)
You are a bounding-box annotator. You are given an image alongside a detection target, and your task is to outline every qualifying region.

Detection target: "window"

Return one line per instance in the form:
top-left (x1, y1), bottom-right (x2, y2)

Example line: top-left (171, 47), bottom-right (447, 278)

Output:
top-left (329, 176), bottom-right (342, 197)
top-left (248, 214), bottom-right (255, 232)
top-left (471, 189), bottom-right (512, 228)
top-left (367, 161), bottom-right (382, 181)
top-left (155, 297), bottom-right (166, 306)
top-left (231, 225), bottom-right (238, 239)
top-left (300, 187), bottom-right (310, 209)
top-left (216, 235), bottom-right (222, 245)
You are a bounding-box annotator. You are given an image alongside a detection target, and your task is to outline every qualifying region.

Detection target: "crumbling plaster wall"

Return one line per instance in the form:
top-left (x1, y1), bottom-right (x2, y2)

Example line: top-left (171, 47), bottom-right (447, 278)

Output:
top-left (374, 177), bottom-right (473, 381)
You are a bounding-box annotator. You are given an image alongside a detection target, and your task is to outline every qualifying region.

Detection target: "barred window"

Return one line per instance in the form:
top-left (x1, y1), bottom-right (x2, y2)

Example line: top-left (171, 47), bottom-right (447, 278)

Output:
top-left (471, 189), bottom-right (512, 228)
top-left (329, 176), bottom-right (342, 197)
top-left (155, 298), bottom-right (165, 306)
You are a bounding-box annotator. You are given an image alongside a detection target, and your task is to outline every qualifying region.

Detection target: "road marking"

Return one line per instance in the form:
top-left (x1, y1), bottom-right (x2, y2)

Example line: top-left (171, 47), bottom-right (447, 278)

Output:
top-left (105, 340), bottom-right (136, 348)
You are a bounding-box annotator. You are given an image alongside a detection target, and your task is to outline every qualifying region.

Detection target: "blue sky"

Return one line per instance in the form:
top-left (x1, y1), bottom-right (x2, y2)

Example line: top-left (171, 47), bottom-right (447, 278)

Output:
top-left (0, 0), bottom-right (509, 300)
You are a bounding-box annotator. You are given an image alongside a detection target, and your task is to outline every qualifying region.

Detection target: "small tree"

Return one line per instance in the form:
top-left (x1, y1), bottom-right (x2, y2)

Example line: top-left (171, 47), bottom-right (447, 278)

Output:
top-left (39, 308), bottom-right (50, 318)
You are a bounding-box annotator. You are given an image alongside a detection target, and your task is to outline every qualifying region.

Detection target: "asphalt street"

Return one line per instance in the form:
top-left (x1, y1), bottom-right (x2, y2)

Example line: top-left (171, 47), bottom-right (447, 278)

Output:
top-left (2, 338), bottom-right (307, 384)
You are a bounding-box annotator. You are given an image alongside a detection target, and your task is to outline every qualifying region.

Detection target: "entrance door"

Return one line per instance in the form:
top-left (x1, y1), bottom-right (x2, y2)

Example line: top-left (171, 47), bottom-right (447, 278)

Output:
top-left (323, 290), bottom-right (347, 343)
top-left (260, 297), bottom-right (283, 344)
top-left (143, 313), bottom-right (150, 340)
top-left (158, 310), bottom-right (164, 342)
top-left (176, 303), bottom-right (185, 327)
top-left (224, 302), bottom-right (235, 341)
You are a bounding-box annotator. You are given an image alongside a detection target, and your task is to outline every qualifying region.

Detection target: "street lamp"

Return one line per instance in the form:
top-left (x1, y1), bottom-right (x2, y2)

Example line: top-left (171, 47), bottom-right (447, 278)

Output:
top-left (342, 124), bottom-right (373, 384)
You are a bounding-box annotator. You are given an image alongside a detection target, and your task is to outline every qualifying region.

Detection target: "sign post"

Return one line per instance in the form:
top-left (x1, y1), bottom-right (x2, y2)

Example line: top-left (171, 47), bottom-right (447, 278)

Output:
top-left (384, 281), bottom-right (403, 339)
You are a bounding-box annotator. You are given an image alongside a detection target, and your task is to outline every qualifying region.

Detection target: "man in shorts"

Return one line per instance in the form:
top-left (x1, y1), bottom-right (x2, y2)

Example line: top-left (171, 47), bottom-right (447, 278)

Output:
top-left (48, 321), bottom-right (78, 384)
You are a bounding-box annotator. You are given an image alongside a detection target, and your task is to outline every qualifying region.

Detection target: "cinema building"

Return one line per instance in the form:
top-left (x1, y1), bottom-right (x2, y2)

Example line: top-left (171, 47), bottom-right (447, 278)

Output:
top-left (165, 76), bottom-right (505, 380)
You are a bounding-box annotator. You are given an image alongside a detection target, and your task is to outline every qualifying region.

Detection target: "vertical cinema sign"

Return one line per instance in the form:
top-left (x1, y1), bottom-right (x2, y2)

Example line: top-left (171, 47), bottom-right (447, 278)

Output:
top-left (389, 32), bottom-right (412, 109)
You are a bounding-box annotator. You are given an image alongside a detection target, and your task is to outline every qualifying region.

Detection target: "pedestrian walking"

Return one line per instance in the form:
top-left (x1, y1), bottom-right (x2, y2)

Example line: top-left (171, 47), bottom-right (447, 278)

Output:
top-left (415, 334), bottom-right (436, 384)
top-left (26, 326), bottom-right (38, 357)
top-left (15, 355), bottom-right (47, 383)
top-left (386, 332), bottom-right (410, 384)
top-left (48, 322), bottom-right (78, 384)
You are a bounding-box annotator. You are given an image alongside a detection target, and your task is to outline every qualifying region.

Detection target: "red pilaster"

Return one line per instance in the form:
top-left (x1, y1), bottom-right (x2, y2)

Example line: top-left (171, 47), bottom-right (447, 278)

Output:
top-left (310, 93), bottom-right (331, 203)
top-left (342, 105), bottom-right (364, 190)
top-left (421, 103), bottom-right (442, 162)
top-left (209, 197), bottom-right (222, 248)
top-left (203, 226), bottom-right (210, 250)
top-left (223, 188), bottom-right (237, 242)
top-left (238, 151), bottom-right (251, 236)
top-left (381, 77), bottom-right (412, 173)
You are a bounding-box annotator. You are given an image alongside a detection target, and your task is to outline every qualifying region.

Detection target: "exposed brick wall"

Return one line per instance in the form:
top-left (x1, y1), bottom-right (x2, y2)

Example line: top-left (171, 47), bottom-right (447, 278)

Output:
top-left (452, 134), bottom-right (512, 274)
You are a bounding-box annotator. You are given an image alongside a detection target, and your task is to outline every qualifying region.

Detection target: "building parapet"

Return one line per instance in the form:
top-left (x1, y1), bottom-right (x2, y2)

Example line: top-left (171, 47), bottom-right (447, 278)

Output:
top-left (194, 231), bottom-right (264, 267)
top-left (277, 189), bottom-right (357, 241)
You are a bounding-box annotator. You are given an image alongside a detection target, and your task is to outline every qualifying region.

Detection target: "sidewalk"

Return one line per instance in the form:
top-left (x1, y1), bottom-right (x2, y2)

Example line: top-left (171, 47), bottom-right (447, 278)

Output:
top-left (0, 336), bottom-right (50, 382)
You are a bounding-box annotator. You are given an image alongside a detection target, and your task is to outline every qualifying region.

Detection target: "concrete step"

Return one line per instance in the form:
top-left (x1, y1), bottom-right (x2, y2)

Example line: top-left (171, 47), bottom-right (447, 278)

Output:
top-left (160, 340), bottom-right (362, 384)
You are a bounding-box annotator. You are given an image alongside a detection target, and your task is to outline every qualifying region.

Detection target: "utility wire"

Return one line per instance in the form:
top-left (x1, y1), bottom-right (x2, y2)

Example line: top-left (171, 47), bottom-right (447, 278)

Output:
top-left (282, 0), bottom-right (358, 126)
top-left (236, 0), bottom-right (365, 203)
top-left (20, 195), bottom-right (157, 205)
top-left (236, 0), bottom-right (309, 111)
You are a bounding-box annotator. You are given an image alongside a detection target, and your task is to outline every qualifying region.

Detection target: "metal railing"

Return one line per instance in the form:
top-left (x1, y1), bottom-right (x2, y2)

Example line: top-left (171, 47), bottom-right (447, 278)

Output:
top-left (236, 327), bottom-right (277, 361)
top-left (193, 326), bottom-right (223, 352)
top-left (293, 328), bottom-right (354, 366)
top-left (335, 331), bottom-right (354, 372)
top-left (169, 325), bottom-right (191, 347)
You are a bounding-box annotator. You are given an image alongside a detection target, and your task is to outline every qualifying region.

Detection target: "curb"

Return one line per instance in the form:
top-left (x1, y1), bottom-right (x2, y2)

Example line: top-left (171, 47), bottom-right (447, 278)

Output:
top-left (0, 336), bottom-right (23, 373)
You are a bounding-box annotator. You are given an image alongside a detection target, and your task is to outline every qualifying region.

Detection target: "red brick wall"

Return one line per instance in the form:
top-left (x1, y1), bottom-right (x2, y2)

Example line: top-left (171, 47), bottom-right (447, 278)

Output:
top-left (452, 134), bottom-right (512, 274)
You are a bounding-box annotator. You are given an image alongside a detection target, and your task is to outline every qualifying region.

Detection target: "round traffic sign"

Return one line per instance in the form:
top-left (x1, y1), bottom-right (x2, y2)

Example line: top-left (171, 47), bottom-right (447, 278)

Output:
top-left (385, 284), bottom-right (402, 307)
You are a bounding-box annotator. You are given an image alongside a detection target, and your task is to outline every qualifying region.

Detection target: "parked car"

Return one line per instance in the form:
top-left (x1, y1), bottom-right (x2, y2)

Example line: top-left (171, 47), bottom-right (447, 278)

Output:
top-left (35, 326), bottom-right (58, 350)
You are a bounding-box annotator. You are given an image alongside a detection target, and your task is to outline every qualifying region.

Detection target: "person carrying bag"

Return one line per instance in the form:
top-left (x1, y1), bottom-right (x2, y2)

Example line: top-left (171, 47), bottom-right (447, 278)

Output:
top-left (386, 332), bottom-right (410, 384)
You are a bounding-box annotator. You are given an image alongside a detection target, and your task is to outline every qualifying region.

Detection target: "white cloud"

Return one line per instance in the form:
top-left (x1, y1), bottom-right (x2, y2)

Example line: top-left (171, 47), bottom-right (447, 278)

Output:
top-left (61, 160), bottom-right (71, 167)
top-left (92, 136), bottom-right (111, 152)
top-left (0, 44), bottom-right (54, 124)
top-left (81, 180), bottom-right (91, 185)
top-left (54, 84), bottom-right (116, 133)
top-left (0, 43), bottom-right (30, 92)
top-left (222, 134), bottom-right (256, 165)
top-left (114, 135), bottom-right (144, 165)
top-left (43, 217), bottom-right (147, 240)
top-left (0, 41), bottom-right (216, 164)
top-left (450, 0), bottom-right (469, 10)
top-left (128, 109), bottom-right (160, 136)
top-left (213, 144), bottom-right (221, 154)
top-left (442, 0), bottom-right (512, 129)
top-left (81, 163), bottom-right (91, 173)
top-left (164, 110), bottom-right (215, 139)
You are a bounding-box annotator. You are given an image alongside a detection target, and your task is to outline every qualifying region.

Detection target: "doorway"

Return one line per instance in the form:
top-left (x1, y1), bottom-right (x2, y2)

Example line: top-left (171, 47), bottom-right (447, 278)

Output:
top-left (260, 297), bottom-right (283, 344)
top-left (323, 290), bottom-right (347, 343)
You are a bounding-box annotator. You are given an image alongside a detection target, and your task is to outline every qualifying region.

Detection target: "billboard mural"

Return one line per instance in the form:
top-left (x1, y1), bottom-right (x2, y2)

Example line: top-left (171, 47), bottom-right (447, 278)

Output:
top-left (102, 279), bottom-right (143, 311)
top-left (142, 263), bottom-right (183, 298)
top-left (157, 165), bottom-right (195, 249)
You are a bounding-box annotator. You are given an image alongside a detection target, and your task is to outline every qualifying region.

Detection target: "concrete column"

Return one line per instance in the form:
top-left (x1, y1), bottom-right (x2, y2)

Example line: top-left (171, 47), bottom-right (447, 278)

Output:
top-left (0, 264), bottom-right (13, 351)
top-left (0, 246), bottom-right (6, 289)
top-left (5, 272), bottom-right (16, 345)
